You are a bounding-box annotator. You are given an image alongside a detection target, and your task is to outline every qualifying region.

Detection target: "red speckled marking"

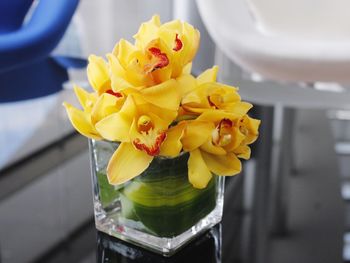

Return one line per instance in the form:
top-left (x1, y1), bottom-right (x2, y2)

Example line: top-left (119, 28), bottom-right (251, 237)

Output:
top-left (207, 96), bottom-right (217, 108)
top-left (106, 89), bottom-right (123, 98)
top-left (173, 34), bottom-right (183, 51)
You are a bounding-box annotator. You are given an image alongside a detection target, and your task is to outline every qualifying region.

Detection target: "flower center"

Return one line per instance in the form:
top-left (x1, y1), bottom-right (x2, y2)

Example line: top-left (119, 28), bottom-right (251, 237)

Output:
top-left (144, 47), bottom-right (169, 73)
top-left (133, 131), bottom-right (166, 156)
top-left (137, 115), bottom-right (153, 133)
top-left (212, 119), bottom-right (233, 147)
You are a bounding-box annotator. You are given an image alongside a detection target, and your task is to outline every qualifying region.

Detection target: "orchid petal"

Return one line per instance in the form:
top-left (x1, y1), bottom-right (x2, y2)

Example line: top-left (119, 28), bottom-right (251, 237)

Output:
top-left (182, 121), bottom-right (214, 151)
top-left (73, 85), bottom-right (96, 112)
top-left (197, 66), bottom-right (218, 85)
top-left (182, 62), bottom-right (192, 74)
top-left (234, 145), bottom-right (251, 160)
top-left (95, 96), bottom-right (136, 142)
top-left (243, 116), bottom-right (261, 144)
top-left (160, 122), bottom-right (186, 157)
top-left (87, 55), bottom-right (110, 93)
top-left (115, 39), bottom-right (137, 68)
top-left (107, 53), bottom-right (134, 91)
top-left (134, 15), bottom-right (161, 50)
top-left (177, 74), bottom-right (197, 96)
top-left (91, 93), bottom-right (120, 124)
top-left (200, 140), bottom-right (226, 155)
top-left (188, 149), bottom-right (213, 189)
top-left (133, 95), bottom-right (177, 124)
top-left (226, 127), bottom-right (246, 151)
top-left (140, 79), bottom-right (180, 111)
top-left (197, 104), bottom-right (252, 123)
top-left (222, 102), bottom-right (253, 115)
top-left (107, 142), bottom-right (153, 185)
top-left (201, 151), bottom-right (241, 176)
top-left (63, 102), bottom-right (101, 140)
top-left (95, 112), bottom-right (131, 142)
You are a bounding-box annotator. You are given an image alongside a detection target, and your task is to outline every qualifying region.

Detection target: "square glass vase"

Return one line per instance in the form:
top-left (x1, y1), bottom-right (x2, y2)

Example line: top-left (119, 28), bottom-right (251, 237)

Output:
top-left (89, 139), bottom-right (225, 256)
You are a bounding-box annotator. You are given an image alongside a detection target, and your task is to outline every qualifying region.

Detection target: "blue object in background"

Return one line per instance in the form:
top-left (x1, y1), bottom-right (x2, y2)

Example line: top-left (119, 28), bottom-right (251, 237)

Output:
top-left (0, 0), bottom-right (86, 102)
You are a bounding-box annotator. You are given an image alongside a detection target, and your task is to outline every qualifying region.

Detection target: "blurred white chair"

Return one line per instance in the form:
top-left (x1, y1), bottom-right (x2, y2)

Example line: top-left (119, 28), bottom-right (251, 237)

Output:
top-left (197, 0), bottom-right (348, 262)
top-left (197, 0), bottom-right (350, 85)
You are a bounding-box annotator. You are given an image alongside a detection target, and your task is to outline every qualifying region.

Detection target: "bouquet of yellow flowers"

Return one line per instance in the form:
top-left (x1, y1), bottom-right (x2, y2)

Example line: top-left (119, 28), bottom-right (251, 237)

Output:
top-left (63, 15), bottom-right (260, 254)
top-left (63, 15), bottom-right (260, 189)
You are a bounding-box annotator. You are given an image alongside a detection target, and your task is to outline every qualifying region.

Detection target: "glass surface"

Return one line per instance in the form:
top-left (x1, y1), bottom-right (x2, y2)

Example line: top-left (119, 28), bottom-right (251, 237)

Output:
top-left (89, 139), bottom-right (225, 256)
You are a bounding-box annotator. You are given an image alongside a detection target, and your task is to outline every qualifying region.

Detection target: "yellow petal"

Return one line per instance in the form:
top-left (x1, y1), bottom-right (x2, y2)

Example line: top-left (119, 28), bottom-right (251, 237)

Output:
top-left (107, 53), bottom-right (133, 91)
top-left (95, 112), bottom-right (131, 142)
top-left (179, 22), bottom-right (200, 65)
top-left (234, 145), bottom-right (251, 160)
top-left (226, 127), bottom-right (246, 151)
top-left (182, 62), bottom-right (192, 74)
top-left (200, 140), bottom-right (226, 155)
top-left (107, 142), bottom-right (153, 185)
top-left (177, 74), bottom-right (197, 96)
top-left (140, 79), bottom-right (180, 111)
top-left (197, 66), bottom-right (218, 85)
top-left (133, 95), bottom-right (177, 124)
top-left (181, 89), bottom-right (203, 106)
top-left (63, 102), bottom-right (101, 140)
top-left (73, 85), bottom-right (96, 112)
top-left (150, 64), bottom-right (172, 84)
top-left (91, 93), bottom-right (120, 124)
top-left (134, 15), bottom-right (161, 50)
top-left (160, 122), bottom-right (186, 157)
top-left (197, 104), bottom-right (252, 123)
top-left (87, 55), bottom-right (110, 93)
top-left (179, 22), bottom-right (200, 61)
top-left (158, 19), bottom-right (183, 48)
top-left (188, 149), bottom-right (213, 189)
top-left (182, 121), bottom-right (214, 151)
top-left (118, 95), bottom-right (138, 120)
top-left (222, 102), bottom-right (253, 115)
top-left (201, 151), bottom-right (241, 176)
top-left (114, 39), bottom-right (137, 69)
top-left (95, 95), bottom-right (138, 142)
top-left (244, 116), bottom-right (261, 144)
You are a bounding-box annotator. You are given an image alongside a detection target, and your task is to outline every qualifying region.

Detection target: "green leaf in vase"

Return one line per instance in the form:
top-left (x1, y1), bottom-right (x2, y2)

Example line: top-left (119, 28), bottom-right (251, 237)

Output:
top-left (96, 172), bottom-right (120, 208)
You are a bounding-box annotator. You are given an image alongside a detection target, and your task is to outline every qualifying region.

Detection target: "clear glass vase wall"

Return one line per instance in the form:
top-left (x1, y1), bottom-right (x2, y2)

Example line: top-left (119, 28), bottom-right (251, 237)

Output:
top-left (89, 139), bottom-right (225, 256)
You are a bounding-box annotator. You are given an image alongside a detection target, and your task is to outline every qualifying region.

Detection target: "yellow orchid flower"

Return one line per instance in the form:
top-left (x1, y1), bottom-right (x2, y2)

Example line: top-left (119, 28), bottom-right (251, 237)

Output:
top-left (63, 85), bottom-right (125, 140)
top-left (95, 94), bottom-right (179, 185)
top-left (134, 15), bottom-right (200, 78)
top-left (180, 110), bottom-right (260, 189)
top-left (108, 15), bottom-right (200, 91)
top-left (180, 66), bottom-right (252, 117)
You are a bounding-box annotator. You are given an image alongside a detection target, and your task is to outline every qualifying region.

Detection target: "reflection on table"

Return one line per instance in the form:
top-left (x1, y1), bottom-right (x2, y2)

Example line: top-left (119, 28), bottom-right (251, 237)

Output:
top-left (96, 225), bottom-right (221, 263)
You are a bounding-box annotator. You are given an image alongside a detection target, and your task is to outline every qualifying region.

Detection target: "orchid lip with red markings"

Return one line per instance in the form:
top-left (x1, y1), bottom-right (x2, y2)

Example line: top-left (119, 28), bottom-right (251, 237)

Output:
top-left (147, 47), bottom-right (169, 71)
top-left (133, 132), bottom-right (167, 156)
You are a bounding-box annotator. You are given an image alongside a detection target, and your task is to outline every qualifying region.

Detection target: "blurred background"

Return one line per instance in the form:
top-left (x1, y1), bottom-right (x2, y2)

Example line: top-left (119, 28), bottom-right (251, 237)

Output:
top-left (1, 0), bottom-right (350, 262)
